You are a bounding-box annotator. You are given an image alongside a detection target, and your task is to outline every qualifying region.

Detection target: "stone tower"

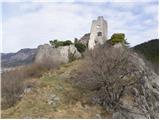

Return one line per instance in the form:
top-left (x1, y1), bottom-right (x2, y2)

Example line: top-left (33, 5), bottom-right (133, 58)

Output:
top-left (88, 16), bottom-right (108, 49)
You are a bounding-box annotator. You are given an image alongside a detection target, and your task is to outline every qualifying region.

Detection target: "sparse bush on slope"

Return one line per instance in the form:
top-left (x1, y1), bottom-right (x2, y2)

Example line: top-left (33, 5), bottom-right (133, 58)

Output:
top-left (1, 58), bottom-right (58, 110)
top-left (74, 45), bottom-right (139, 109)
top-left (73, 44), bottom-right (159, 118)
top-left (1, 70), bottom-right (25, 109)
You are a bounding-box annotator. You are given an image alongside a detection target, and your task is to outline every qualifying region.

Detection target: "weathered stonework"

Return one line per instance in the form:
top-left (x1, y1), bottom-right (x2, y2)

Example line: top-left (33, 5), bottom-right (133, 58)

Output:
top-left (34, 44), bottom-right (81, 64)
top-left (88, 16), bottom-right (108, 49)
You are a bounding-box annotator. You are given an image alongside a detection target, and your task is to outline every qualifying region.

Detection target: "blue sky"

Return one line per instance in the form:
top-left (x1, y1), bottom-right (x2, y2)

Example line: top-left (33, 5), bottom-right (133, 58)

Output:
top-left (1, 0), bottom-right (159, 53)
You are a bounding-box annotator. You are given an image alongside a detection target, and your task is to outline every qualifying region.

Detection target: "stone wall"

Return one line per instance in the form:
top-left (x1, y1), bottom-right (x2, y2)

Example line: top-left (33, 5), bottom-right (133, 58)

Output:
top-left (34, 44), bottom-right (81, 65)
top-left (88, 16), bottom-right (108, 49)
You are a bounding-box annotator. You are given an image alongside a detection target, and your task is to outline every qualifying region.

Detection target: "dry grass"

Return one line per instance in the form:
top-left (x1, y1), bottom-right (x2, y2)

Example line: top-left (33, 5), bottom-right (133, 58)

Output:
top-left (1, 60), bottom-right (110, 119)
top-left (1, 60), bottom-right (58, 110)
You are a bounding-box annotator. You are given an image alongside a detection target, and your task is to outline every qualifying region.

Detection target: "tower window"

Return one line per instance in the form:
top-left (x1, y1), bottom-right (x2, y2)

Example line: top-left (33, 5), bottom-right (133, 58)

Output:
top-left (96, 25), bottom-right (100, 28)
top-left (97, 32), bottom-right (102, 36)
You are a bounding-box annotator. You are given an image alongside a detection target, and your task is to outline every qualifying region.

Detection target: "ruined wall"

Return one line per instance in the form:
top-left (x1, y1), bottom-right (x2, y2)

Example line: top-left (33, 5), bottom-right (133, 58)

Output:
top-left (88, 16), bottom-right (108, 49)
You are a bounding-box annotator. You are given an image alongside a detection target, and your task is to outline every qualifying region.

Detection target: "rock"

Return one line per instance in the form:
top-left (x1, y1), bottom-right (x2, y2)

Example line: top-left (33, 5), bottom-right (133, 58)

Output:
top-left (112, 110), bottom-right (146, 119)
top-left (79, 33), bottom-right (90, 46)
top-left (68, 44), bottom-right (81, 59)
top-left (112, 112), bottom-right (126, 119)
top-left (84, 105), bottom-right (90, 110)
top-left (57, 85), bottom-right (64, 91)
top-left (92, 96), bottom-right (101, 104)
top-left (54, 96), bottom-right (60, 101)
top-left (24, 87), bottom-right (32, 93)
top-left (34, 44), bottom-right (81, 65)
top-left (111, 46), bottom-right (159, 119)
top-left (131, 87), bottom-right (139, 96)
top-left (112, 95), bottom-right (147, 119)
top-left (113, 43), bottom-right (123, 48)
top-left (47, 94), bottom-right (60, 107)
top-left (95, 113), bottom-right (101, 119)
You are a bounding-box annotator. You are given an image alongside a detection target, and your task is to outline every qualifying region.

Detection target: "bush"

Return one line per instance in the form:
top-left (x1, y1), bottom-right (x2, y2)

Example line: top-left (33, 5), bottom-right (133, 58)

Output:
top-left (1, 69), bottom-right (25, 109)
top-left (63, 40), bottom-right (73, 46)
top-left (73, 45), bottom-right (140, 110)
top-left (50, 39), bottom-right (73, 48)
top-left (75, 42), bottom-right (86, 53)
top-left (110, 33), bottom-right (128, 45)
top-left (1, 58), bottom-right (58, 109)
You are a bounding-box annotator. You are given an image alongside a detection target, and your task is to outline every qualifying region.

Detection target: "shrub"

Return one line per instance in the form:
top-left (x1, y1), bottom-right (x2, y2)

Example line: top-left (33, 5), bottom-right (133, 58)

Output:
top-left (75, 42), bottom-right (86, 53)
top-left (1, 70), bottom-right (25, 109)
top-left (1, 58), bottom-right (58, 109)
top-left (74, 38), bottom-right (78, 43)
top-left (49, 40), bottom-right (57, 47)
top-left (63, 40), bottom-right (73, 46)
top-left (73, 45), bottom-right (141, 110)
top-left (110, 33), bottom-right (127, 45)
top-left (34, 56), bottom-right (59, 71)
top-left (49, 40), bottom-right (73, 48)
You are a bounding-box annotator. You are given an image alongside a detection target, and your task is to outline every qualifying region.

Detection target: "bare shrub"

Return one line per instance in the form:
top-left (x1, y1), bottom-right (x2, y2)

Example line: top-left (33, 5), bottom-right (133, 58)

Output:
top-left (73, 45), bottom-right (141, 110)
top-left (24, 63), bottom-right (53, 78)
top-left (1, 65), bottom-right (48, 109)
top-left (1, 70), bottom-right (25, 109)
top-left (1, 58), bottom-right (59, 109)
top-left (34, 56), bottom-right (59, 70)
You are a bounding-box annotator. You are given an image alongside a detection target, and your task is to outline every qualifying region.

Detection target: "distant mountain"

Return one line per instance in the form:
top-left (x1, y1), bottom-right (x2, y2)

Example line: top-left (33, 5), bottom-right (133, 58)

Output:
top-left (1, 48), bottom-right (37, 68)
top-left (133, 39), bottom-right (159, 74)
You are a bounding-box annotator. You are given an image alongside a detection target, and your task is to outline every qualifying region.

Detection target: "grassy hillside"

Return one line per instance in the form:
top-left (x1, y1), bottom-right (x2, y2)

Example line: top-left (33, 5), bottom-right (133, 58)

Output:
top-left (1, 60), bottom-right (110, 119)
top-left (133, 39), bottom-right (159, 73)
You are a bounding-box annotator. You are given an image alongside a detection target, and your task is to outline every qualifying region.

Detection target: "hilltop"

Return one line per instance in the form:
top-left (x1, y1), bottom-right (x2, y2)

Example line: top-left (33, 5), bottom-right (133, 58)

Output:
top-left (1, 42), bottom-right (159, 119)
top-left (1, 15), bottom-right (158, 119)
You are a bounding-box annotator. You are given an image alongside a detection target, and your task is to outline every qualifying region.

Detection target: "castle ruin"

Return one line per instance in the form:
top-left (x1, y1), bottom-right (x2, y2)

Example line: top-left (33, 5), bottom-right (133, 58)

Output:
top-left (88, 16), bottom-right (108, 49)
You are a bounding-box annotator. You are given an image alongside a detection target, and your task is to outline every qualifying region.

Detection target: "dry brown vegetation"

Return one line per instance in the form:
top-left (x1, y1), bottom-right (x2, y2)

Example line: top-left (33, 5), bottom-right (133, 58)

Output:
top-left (1, 59), bottom-right (58, 110)
top-left (1, 60), bottom-right (110, 119)
top-left (73, 45), bottom-right (143, 111)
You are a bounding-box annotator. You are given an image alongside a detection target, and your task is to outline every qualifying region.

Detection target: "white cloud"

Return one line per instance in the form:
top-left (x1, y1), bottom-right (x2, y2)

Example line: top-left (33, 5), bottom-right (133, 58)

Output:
top-left (2, 2), bottom-right (158, 52)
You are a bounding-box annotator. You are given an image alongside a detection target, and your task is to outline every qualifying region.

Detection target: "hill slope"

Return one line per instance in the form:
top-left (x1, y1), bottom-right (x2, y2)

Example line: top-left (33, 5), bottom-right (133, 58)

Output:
top-left (133, 39), bottom-right (159, 73)
top-left (1, 48), bottom-right (37, 68)
top-left (1, 60), bottom-right (110, 119)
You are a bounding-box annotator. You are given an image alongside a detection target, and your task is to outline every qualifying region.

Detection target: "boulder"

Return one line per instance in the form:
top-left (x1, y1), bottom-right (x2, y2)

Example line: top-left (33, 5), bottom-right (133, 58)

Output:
top-left (34, 44), bottom-right (81, 65)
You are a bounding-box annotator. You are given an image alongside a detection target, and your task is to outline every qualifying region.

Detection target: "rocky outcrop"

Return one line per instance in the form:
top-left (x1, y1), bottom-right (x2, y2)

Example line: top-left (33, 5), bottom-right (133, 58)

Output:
top-left (79, 33), bottom-right (90, 46)
top-left (111, 45), bottom-right (159, 119)
top-left (34, 44), bottom-right (81, 65)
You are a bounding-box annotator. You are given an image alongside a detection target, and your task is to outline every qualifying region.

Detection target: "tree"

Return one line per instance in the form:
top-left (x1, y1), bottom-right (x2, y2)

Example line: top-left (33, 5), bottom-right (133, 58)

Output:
top-left (110, 33), bottom-right (128, 46)
top-left (73, 45), bottom-right (141, 110)
top-left (63, 40), bottom-right (73, 46)
top-left (74, 38), bottom-right (78, 43)
top-left (75, 42), bottom-right (86, 53)
top-left (49, 40), bottom-right (73, 48)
